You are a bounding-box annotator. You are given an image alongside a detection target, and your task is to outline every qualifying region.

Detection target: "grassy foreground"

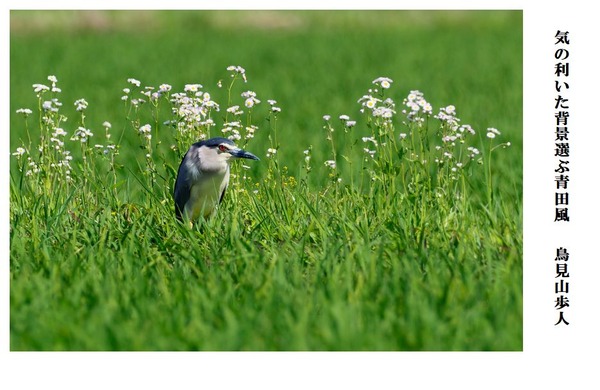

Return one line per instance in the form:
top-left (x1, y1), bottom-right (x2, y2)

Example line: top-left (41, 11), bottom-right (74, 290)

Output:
top-left (9, 10), bottom-right (522, 350)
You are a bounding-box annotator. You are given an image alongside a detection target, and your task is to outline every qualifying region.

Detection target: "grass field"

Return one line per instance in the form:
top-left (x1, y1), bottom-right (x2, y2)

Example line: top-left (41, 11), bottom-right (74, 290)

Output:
top-left (9, 10), bottom-right (523, 350)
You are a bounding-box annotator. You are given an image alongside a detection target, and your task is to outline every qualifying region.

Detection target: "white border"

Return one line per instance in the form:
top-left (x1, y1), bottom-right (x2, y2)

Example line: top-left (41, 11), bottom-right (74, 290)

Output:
top-left (3, 2), bottom-right (599, 389)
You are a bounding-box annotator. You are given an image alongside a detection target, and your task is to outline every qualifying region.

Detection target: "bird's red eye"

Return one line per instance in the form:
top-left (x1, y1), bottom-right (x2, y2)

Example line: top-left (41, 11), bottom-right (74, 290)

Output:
top-left (219, 144), bottom-right (227, 152)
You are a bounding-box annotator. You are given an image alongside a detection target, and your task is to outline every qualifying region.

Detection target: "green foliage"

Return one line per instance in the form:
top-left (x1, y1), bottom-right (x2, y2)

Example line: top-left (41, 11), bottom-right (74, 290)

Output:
top-left (10, 10), bottom-right (522, 351)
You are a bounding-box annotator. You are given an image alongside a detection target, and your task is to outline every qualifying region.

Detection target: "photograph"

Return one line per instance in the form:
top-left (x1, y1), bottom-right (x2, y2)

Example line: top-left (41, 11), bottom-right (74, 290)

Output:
top-left (9, 10), bottom-right (522, 352)
top-left (9, 3), bottom-right (599, 389)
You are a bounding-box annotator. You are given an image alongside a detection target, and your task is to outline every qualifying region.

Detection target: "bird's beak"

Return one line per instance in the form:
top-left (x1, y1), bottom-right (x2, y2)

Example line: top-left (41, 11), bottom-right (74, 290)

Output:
top-left (230, 147), bottom-right (260, 161)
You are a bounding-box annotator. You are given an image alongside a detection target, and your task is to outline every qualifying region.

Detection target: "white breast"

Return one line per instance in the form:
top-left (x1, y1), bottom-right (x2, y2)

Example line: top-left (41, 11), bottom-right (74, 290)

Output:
top-left (185, 167), bottom-right (229, 219)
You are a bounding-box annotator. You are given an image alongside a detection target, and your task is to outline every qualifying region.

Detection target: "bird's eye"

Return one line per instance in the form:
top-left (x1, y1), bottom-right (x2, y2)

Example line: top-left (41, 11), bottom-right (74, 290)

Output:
top-left (218, 144), bottom-right (227, 152)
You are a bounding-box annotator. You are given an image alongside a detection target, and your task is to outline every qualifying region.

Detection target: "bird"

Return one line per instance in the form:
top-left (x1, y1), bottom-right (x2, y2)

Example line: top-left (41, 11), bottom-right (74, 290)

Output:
top-left (173, 137), bottom-right (259, 223)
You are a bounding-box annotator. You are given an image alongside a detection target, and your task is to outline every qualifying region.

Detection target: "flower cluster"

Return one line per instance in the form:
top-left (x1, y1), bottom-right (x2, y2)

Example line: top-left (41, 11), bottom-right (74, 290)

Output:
top-left (245, 125), bottom-right (258, 140)
top-left (266, 148), bottom-right (277, 158)
top-left (373, 76), bottom-right (393, 89)
top-left (141, 86), bottom-right (162, 102)
top-left (50, 127), bottom-right (67, 149)
top-left (486, 127), bottom-right (501, 139)
top-left (334, 77), bottom-right (510, 194)
top-left (401, 90), bottom-right (433, 124)
top-left (169, 86), bottom-right (220, 138)
top-left (221, 121), bottom-right (242, 141)
top-left (42, 99), bottom-right (61, 113)
top-left (74, 98), bottom-right (88, 112)
top-left (138, 124), bottom-right (152, 140)
top-left (94, 143), bottom-right (117, 156)
top-left (227, 105), bottom-right (244, 116)
top-left (358, 95), bottom-right (381, 111)
top-left (123, 78), bottom-right (171, 106)
top-left (25, 156), bottom-right (40, 176)
top-left (227, 65), bottom-right (247, 83)
top-left (434, 105), bottom-right (461, 130)
top-left (372, 99), bottom-right (395, 120)
top-left (16, 108), bottom-right (33, 116)
top-left (267, 99), bottom-right (281, 114)
top-left (127, 78), bottom-right (141, 87)
top-left (303, 147), bottom-right (312, 173)
top-left (159, 84), bottom-right (172, 93)
top-left (13, 76), bottom-right (81, 184)
top-left (339, 114), bottom-right (356, 128)
top-left (33, 75), bottom-right (61, 96)
top-left (467, 146), bottom-right (481, 159)
top-left (33, 83), bottom-right (50, 95)
top-left (71, 126), bottom-right (94, 143)
top-left (12, 147), bottom-right (26, 158)
top-left (358, 79), bottom-right (396, 126)
top-left (241, 90), bottom-right (260, 109)
top-left (90, 121), bottom-right (118, 157)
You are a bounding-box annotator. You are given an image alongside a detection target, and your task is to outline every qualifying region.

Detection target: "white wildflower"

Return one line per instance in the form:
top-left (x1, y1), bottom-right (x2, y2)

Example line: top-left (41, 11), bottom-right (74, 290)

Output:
top-left (127, 78), bottom-right (141, 87)
top-left (159, 84), bottom-right (172, 93)
top-left (184, 84), bottom-right (202, 93)
top-left (245, 125), bottom-right (258, 140)
top-left (139, 124), bottom-right (152, 140)
top-left (71, 126), bottom-right (93, 142)
top-left (373, 107), bottom-right (395, 118)
top-left (227, 105), bottom-right (243, 115)
top-left (53, 128), bottom-right (67, 137)
top-left (12, 147), bottom-right (26, 157)
top-left (241, 91), bottom-right (260, 108)
top-left (460, 124), bottom-right (476, 135)
top-left (33, 84), bottom-right (50, 93)
top-left (227, 65), bottom-right (247, 82)
top-left (42, 101), bottom-right (58, 112)
top-left (266, 148), bottom-right (277, 158)
top-left (363, 148), bottom-right (376, 158)
top-left (74, 98), bottom-right (88, 112)
top-left (372, 77), bottom-right (393, 89)
top-left (362, 136), bottom-right (378, 146)
top-left (16, 108), bottom-right (33, 116)
top-left (486, 127), bottom-right (501, 138)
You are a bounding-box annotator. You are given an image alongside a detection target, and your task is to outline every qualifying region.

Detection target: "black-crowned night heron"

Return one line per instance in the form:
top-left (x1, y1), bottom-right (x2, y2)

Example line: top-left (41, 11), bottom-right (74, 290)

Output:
top-left (174, 137), bottom-right (259, 222)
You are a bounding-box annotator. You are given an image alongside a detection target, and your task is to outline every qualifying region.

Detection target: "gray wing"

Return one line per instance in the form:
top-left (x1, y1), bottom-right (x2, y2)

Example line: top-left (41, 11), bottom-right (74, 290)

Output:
top-left (218, 165), bottom-right (230, 205)
top-left (174, 151), bottom-right (191, 220)
top-left (219, 181), bottom-right (228, 204)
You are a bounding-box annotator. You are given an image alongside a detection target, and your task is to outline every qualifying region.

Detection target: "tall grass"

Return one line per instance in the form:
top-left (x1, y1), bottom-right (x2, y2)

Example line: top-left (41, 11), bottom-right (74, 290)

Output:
top-left (10, 11), bottom-right (522, 351)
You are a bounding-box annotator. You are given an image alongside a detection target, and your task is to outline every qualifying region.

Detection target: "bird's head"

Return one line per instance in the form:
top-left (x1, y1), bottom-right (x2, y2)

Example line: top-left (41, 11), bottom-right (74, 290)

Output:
top-left (209, 138), bottom-right (260, 161)
top-left (192, 137), bottom-right (259, 172)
